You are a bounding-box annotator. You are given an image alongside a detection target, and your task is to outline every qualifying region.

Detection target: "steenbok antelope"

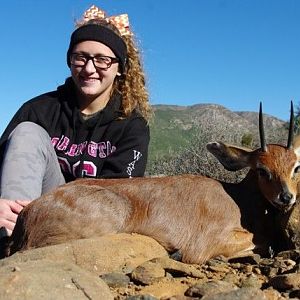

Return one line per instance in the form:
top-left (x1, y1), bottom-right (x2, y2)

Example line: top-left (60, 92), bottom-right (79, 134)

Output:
top-left (1, 103), bottom-right (299, 264)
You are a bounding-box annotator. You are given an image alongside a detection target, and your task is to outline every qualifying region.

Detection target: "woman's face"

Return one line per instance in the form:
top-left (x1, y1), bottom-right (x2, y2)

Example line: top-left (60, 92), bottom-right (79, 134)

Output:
top-left (70, 40), bottom-right (119, 102)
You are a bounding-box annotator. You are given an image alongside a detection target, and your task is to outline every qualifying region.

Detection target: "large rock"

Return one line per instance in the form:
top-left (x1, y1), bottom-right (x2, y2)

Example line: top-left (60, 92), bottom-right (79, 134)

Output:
top-left (0, 233), bottom-right (168, 275)
top-left (0, 259), bottom-right (113, 300)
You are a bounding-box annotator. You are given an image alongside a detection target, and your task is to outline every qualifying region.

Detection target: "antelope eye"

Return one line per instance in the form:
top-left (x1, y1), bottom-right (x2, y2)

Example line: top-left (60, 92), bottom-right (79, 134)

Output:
top-left (257, 168), bottom-right (271, 180)
top-left (294, 165), bottom-right (300, 174)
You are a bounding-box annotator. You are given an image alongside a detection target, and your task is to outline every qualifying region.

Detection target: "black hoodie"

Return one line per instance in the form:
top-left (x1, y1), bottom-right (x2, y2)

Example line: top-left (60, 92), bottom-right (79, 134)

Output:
top-left (0, 78), bottom-right (150, 181)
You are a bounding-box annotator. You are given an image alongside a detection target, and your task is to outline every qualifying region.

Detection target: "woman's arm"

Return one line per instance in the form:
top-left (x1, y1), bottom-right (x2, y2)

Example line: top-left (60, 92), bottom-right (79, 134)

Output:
top-left (99, 117), bottom-right (150, 178)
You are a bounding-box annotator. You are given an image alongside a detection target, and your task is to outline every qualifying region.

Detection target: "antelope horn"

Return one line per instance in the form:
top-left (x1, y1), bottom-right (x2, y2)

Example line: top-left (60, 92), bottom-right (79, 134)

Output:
top-left (287, 101), bottom-right (294, 149)
top-left (259, 102), bottom-right (267, 152)
top-left (259, 102), bottom-right (268, 152)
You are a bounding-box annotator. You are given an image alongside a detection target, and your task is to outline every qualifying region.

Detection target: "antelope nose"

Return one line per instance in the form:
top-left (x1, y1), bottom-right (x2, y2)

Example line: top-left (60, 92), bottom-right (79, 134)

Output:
top-left (279, 192), bottom-right (293, 205)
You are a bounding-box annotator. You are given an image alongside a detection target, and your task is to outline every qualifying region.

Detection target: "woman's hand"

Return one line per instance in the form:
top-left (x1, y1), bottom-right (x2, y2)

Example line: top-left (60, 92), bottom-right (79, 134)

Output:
top-left (0, 199), bottom-right (31, 235)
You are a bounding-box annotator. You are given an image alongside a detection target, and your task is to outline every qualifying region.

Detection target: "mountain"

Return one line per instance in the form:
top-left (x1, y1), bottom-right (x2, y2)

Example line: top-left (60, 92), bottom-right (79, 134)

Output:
top-left (148, 104), bottom-right (287, 161)
top-left (235, 111), bottom-right (286, 128)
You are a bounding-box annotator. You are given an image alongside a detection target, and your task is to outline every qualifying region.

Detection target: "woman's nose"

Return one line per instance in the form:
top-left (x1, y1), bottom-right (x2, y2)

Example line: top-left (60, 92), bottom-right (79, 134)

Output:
top-left (83, 59), bottom-right (97, 73)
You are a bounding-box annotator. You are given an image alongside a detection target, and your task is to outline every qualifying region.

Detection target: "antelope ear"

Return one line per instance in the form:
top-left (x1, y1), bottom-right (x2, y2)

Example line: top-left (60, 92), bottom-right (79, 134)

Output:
top-left (207, 142), bottom-right (253, 171)
top-left (293, 135), bottom-right (300, 157)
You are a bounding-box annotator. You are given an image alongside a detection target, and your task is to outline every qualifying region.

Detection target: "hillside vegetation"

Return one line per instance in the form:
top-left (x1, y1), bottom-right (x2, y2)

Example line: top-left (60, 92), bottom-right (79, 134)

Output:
top-left (147, 103), bottom-right (288, 180)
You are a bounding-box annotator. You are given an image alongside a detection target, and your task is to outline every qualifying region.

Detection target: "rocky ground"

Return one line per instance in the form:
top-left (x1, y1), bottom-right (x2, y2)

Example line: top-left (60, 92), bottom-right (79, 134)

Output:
top-left (1, 233), bottom-right (300, 299)
top-left (106, 250), bottom-right (300, 299)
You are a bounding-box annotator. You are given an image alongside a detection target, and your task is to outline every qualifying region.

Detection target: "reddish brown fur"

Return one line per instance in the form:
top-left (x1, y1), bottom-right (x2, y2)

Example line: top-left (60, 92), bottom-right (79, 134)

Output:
top-left (5, 175), bottom-right (254, 263)
top-left (3, 141), bottom-right (300, 264)
top-left (250, 146), bottom-right (298, 208)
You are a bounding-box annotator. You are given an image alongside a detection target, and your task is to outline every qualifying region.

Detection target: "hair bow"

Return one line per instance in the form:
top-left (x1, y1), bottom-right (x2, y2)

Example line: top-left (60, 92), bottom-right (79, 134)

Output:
top-left (82, 5), bottom-right (131, 36)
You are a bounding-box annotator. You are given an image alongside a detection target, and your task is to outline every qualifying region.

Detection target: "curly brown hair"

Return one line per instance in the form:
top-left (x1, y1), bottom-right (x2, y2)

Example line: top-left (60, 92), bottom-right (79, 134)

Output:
top-left (75, 18), bottom-right (153, 122)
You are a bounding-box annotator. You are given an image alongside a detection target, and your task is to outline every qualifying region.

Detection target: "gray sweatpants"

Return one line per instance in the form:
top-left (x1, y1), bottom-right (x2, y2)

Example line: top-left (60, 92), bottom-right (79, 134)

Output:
top-left (0, 122), bottom-right (66, 200)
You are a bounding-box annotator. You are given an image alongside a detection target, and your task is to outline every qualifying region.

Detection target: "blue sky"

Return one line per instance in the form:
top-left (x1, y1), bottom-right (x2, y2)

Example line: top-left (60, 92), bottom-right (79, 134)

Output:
top-left (1, 0), bottom-right (299, 134)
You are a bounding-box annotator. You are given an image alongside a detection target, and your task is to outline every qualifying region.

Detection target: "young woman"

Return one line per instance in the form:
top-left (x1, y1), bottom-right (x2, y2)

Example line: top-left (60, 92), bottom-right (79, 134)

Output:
top-left (0, 5), bottom-right (152, 235)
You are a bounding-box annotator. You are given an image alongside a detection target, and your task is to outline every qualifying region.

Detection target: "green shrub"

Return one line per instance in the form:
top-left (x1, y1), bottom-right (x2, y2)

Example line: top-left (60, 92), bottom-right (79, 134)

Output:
top-left (241, 133), bottom-right (253, 147)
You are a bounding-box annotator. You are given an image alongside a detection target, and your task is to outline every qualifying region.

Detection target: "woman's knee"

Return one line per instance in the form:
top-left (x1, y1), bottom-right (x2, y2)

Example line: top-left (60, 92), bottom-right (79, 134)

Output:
top-left (9, 122), bottom-right (49, 141)
top-left (5, 122), bottom-right (53, 157)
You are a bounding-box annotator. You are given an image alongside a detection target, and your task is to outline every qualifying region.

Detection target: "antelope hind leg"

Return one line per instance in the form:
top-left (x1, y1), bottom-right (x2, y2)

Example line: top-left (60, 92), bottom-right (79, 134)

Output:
top-left (219, 228), bottom-right (255, 260)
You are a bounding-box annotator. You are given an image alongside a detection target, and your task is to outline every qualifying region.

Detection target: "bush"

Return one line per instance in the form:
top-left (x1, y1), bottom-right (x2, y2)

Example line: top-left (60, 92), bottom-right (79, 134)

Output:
top-left (241, 133), bottom-right (253, 147)
top-left (147, 121), bottom-right (288, 183)
top-left (147, 123), bottom-right (247, 182)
